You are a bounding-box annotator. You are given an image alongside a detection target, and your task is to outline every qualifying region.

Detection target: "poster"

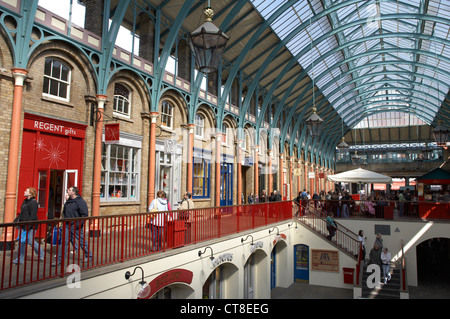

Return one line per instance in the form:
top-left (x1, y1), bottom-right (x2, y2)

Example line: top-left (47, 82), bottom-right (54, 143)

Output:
top-left (311, 249), bottom-right (339, 272)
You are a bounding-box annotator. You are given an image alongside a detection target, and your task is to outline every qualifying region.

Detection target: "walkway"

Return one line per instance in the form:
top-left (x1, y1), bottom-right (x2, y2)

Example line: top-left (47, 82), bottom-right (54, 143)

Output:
top-left (271, 281), bottom-right (450, 299)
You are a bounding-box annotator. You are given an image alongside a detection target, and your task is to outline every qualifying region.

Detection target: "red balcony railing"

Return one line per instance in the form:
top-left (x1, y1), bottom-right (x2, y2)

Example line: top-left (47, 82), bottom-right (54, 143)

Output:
top-left (0, 201), bottom-right (294, 291)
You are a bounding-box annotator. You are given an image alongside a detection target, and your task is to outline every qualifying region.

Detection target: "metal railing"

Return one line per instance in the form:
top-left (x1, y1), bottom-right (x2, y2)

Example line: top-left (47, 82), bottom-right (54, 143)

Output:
top-left (294, 201), bottom-right (361, 259)
top-left (297, 198), bottom-right (450, 222)
top-left (0, 201), bottom-right (294, 291)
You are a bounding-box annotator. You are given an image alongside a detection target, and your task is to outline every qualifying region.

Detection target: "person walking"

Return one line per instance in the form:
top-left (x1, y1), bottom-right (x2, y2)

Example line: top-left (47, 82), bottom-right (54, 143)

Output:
top-left (374, 233), bottom-right (384, 249)
top-left (326, 213), bottom-right (337, 241)
top-left (381, 247), bottom-right (392, 284)
top-left (148, 190), bottom-right (171, 251)
top-left (178, 192), bottom-right (194, 244)
top-left (369, 243), bottom-right (382, 271)
top-left (53, 186), bottom-right (91, 266)
top-left (358, 230), bottom-right (367, 263)
top-left (13, 187), bottom-right (45, 264)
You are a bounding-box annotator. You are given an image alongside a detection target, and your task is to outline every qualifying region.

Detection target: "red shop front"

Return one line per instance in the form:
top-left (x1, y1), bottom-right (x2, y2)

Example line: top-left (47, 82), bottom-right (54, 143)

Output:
top-left (17, 113), bottom-right (87, 230)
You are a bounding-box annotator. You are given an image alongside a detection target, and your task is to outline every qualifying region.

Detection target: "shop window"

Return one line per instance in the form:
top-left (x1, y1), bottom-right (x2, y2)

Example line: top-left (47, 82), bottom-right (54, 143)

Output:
top-left (195, 113), bottom-right (205, 138)
top-left (161, 100), bottom-right (174, 129)
top-left (193, 157), bottom-right (210, 198)
top-left (113, 83), bottom-right (131, 117)
top-left (43, 58), bottom-right (71, 101)
top-left (101, 142), bottom-right (140, 201)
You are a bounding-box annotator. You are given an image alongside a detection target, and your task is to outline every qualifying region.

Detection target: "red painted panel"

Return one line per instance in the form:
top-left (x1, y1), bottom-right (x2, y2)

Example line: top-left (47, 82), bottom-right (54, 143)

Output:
top-left (142, 269), bottom-right (194, 299)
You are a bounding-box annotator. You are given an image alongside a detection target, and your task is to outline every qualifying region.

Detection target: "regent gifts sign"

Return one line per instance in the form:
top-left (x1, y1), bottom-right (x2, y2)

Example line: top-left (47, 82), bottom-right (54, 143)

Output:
top-left (24, 113), bottom-right (86, 138)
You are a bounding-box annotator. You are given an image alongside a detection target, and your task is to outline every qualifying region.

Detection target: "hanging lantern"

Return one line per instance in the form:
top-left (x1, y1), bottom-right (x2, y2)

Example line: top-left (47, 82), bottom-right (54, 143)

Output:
top-left (189, 6), bottom-right (229, 73)
top-left (433, 120), bottom-right (449, 148)
top-left (305, 107), bottom-right (323, 137)
top-left (351, 151), bottom-right (361, 165)
top-left (337, 137), bottom-right (349, 151)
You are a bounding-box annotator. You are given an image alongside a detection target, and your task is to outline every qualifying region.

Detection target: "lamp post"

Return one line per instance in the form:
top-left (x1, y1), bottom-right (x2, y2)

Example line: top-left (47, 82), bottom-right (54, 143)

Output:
top-left (189, 3), bottom-right (229, 73)
top-left (433, 120), bottom-right (449, 149)
top-left (305, 107), bottom-right (323, 137)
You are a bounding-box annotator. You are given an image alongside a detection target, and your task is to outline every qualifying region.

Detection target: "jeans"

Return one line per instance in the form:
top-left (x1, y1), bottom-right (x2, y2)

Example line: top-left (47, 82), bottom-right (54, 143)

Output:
top-left (342, 204), bottom-right (349, 218)
top-left (382, 263), bottom-right (391, 281)
top-left (15, 228), bottom-right (44, 263)
top-left (57, 223), bottom-right (91, 263)
top-left (151, 225), bottom-right (163, 251)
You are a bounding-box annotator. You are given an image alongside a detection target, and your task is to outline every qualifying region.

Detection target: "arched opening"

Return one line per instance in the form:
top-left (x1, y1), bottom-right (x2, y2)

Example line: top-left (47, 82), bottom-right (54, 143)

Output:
top-left (202, 262), bottom-right (239, 299)
top-left (244, 249), bottom-right (268, 299)
top-left (416, 237), bottom-right (450, 296)
top-left (149, 283), bottom-right (195, 299)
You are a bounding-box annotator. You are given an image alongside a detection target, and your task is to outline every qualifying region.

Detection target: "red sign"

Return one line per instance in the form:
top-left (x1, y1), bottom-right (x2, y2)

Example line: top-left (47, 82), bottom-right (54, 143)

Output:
top-left (141, 269), bottom-right (193, 299)
top-left (24, 113), bottom-right (86, 138)
top-left (105, 123), bottom-right (120, 144)
top-left (319, 173), bottom-right (325, 178)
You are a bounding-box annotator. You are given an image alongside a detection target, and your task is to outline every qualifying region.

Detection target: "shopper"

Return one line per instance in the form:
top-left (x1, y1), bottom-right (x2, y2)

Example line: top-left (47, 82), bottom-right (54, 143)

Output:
top-left (369, 243), bottom-right (382, 270)
top-left (53, 186), bottom-right (91, 266)
top-left (326, 213), bottom-right (337, 241)
top-left (374, 233), bottom-right (384, 249)
top-left (358, 230), bottom-right (367, 263)
top-left (381, 247), bottom-right (392, 284)
top-left (178, 192), bottom-right (194, 244)
top-left (13, 187), bottom-right (45, 264)
top-left (148, 190), bottom-right (171, 251)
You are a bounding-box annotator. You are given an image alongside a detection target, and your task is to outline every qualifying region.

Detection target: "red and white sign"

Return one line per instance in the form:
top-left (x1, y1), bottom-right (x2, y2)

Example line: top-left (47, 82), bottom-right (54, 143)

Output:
top-left (104, 123), bottom-right (120, 144)
top-left (24, 113), bottom-right (86, 138)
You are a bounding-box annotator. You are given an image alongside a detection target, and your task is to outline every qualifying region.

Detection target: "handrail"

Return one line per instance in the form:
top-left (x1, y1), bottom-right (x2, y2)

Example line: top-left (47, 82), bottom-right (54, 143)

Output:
top-left (294, 201), bottom-right (361, 259)
top-left (399, 240), bottom-right (408, 292)
top-left (0, 201), bottom-right (294, 291)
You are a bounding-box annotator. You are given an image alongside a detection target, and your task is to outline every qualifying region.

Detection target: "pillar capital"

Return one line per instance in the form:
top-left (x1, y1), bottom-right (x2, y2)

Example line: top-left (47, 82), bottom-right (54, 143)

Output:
top-left (11, 68), bottom-right (28, 86)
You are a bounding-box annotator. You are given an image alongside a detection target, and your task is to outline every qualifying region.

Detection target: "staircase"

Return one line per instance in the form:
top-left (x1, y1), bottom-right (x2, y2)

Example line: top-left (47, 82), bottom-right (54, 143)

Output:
top-left (294, 204), bottom-right (360, 259)
top-left (361, 262), bottom-right (401, 299)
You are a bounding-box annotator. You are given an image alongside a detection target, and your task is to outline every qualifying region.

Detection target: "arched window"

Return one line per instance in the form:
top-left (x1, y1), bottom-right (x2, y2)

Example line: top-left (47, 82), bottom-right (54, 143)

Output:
top-left (161, 100), bottom-right (174, 129)
top-left (43, 58), bottom-right (71, 101)
top-left (113, 83), bottom-right (131, 117)
top-left (195, 113), bottom-right (205, 138)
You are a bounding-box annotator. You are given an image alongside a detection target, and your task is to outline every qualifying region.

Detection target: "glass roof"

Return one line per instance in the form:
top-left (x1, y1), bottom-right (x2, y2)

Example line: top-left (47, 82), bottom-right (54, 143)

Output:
top-left (249, 0), bottom-right (450, 128)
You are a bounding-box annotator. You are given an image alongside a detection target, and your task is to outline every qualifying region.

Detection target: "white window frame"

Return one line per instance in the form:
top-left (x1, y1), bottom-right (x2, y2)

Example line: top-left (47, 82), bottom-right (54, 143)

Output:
top-left (101, 134), bottom-right (142, 202)
top-left (42, 58), bottom-right (71, 102)
top-left (113, 83), bottom-right (131, 118)
top-left (161, 100), bottom-right (174, 129)
top-left (195, 113), bottom-right (205, 138)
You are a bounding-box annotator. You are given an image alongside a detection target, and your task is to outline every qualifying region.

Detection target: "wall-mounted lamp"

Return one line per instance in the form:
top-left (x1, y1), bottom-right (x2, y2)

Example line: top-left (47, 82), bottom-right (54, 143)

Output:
top-left (125, 266), bottom-right (150, 299)
top-left (288, 221), bottom-right (298, 229)
top-left (198, 246), bottom-right (214, 260)
top-left (269, 226), bottom-right (279, 235)
top-left (241, 235), bottom-right (254, 245)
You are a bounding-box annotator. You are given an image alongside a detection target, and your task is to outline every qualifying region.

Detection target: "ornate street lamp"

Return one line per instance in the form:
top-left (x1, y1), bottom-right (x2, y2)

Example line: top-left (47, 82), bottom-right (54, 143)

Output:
top-left (433, 120), bottom-right (449, 148)
top-left (305, 107), bottom-right (323, 137)
top-left (337, 137), bottom-right (349, 152)
top-left (189, 3), bottom-right (229, 74)
top-left (351, 151), bottom-right (361, 165)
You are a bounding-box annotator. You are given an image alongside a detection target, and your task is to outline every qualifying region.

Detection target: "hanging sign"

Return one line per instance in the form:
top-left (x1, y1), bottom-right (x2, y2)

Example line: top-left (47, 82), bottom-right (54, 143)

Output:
top-left (105, 123), bottom-right (120, 144)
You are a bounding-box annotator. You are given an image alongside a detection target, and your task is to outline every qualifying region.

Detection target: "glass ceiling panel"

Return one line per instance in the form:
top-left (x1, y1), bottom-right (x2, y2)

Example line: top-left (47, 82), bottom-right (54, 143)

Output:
top-left (249, 0), bottom-right (448, 128)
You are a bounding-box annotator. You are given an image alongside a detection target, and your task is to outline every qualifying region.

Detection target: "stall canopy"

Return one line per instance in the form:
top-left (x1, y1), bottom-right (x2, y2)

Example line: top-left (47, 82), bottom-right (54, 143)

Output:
top-left (417, 167), bottom-right (450, 185)
top-left (328, 168), bottom-right (392, 184)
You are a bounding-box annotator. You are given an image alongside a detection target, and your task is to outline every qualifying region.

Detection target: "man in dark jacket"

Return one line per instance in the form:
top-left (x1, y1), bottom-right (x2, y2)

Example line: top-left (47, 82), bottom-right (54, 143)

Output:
top-left (53, 186), bottom-right (91, 266)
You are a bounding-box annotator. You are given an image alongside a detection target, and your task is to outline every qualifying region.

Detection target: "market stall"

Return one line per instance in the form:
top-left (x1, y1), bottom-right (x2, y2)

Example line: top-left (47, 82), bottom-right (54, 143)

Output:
top-left (327, 168), bottom-right (393, 217)
top-left (416, 167), bottom-right (450, 219)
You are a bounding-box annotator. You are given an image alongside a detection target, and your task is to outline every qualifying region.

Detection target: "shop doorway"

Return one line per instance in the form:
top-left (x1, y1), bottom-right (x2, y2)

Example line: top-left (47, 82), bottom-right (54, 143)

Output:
top-left (294, 244), bottom-right (309, 283)
top-left (155, 140), bottom-right (182, 209)
top-left (38, 169), bottom-right (78, 220)
top-left (220, 162), bottom-right (233, 206)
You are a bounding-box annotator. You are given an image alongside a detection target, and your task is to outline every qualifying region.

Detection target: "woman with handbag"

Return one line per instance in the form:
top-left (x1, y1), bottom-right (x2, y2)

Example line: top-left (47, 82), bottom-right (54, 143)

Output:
top-left (148, 190), bottom-right (171, 251)
top-left (13, 187), bottom-right (45, 264)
